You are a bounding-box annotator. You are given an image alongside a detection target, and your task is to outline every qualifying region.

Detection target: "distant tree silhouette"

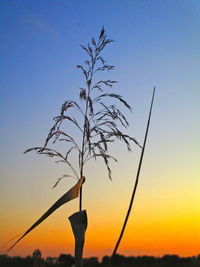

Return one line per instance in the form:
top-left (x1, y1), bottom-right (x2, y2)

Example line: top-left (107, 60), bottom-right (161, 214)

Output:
top-left (57, 254), bottom-right (74, 266)
top-left (33, 249), bottom-right (46, 267)
top-left (0, 254), bottom-right (199, 267)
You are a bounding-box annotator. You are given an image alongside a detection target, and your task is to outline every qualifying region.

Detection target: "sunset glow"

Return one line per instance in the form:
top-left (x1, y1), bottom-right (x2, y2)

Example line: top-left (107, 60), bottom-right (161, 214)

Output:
top-left (1, 0), bottom-right (199, 260)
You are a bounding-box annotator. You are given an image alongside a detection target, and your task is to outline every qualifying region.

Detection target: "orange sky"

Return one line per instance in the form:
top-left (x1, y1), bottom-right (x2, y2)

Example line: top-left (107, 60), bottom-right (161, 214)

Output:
top-left (1, 0), bottom-right (200, 260)
top-left (1, 154), bottom-right (199, 258)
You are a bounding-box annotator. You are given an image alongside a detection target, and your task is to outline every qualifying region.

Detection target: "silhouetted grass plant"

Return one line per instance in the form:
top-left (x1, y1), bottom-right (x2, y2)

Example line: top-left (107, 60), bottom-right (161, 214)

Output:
top-left (25, 27), bottom-right (140, 211)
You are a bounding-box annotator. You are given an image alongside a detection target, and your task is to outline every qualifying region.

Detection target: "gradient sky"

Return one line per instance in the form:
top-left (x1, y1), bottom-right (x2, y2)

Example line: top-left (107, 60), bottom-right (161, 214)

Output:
top-left (0, 0), bottom-right (200, 259)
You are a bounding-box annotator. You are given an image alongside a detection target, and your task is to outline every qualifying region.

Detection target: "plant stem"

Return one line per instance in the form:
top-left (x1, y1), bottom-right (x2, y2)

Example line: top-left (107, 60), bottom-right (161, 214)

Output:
top-left (79, 103), bottom-right (88, 211)
top-left (112, 87), bottom-right (156, 256)
top-left (79, 176), bottom-right (83, 211)
top-left (79, 54), bottom-right (96, 211)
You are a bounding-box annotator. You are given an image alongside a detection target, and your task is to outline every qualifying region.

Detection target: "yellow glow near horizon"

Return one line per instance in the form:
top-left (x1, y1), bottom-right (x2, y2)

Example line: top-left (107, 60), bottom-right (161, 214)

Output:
top-left (1, 0), bottom-right (200, 260)
top-left (2, 168), bottom-right (199, 258)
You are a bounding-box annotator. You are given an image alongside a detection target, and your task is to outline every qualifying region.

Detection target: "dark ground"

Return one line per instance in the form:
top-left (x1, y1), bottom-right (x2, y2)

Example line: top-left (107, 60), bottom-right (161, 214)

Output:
top-left (0, 254), bottom-right (200, 267)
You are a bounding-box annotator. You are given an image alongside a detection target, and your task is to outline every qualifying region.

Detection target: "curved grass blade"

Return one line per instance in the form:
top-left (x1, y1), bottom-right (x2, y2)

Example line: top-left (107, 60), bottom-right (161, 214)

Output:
top-left (6, 176), bottom-right (85, 253)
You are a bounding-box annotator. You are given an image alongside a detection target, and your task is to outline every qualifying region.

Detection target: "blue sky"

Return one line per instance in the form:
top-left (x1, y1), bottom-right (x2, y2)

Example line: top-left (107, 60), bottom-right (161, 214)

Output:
top-left (1, 0), bottom-right (199, 153)
top-left (0, 0), bottom-right (200, 257)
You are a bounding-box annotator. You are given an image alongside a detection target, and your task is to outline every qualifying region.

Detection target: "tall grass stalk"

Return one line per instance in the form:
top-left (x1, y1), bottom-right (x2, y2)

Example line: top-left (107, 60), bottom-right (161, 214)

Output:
top-left (5, 28), bottom-right (140, 256)
top-left (112, 87), bottom-right (156, 256)
top-left (25, 27), bottom-right (140, 211)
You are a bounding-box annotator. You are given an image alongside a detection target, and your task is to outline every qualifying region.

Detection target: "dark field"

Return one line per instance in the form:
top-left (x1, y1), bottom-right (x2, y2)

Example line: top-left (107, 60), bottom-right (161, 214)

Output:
top-left (0, 254), bottom-right (199, 267)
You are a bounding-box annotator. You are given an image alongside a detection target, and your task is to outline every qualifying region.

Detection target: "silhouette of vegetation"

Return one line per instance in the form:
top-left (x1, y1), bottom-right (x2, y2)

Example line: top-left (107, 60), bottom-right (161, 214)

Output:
top-left (57, 254), bottom-right (74, 266)
top-left (112, 87), bottom-right (156, 256)
top-left (0, 253), bottom-right (199, 267)
top-left (5, 28), bottom-right (141, 265)
top-left (25, 27), bottom-right (139, 211)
